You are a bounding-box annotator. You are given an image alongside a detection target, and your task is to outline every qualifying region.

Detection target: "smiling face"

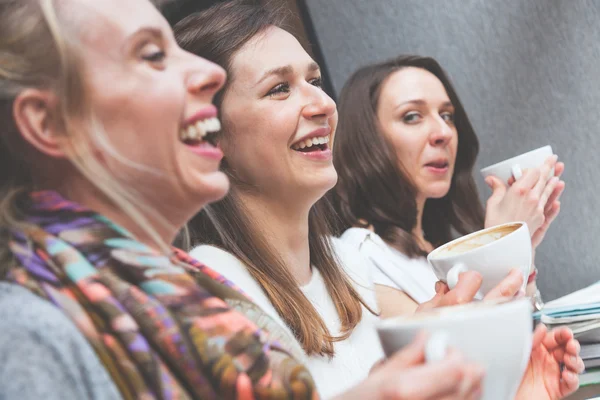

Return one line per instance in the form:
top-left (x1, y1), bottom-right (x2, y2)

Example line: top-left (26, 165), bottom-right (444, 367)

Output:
top-left (218, 26), bottom-right (338, 206)
top-left (70, 0), bottom-right (228, 216)
top-left (377, 67), bottom-right (458, 201)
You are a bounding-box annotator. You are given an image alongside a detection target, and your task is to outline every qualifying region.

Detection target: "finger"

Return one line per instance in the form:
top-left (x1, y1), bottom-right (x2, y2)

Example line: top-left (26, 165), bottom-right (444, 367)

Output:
top-left (513, 167), bottom-right (541, 191)
top-left (457, 362), bottom-right (486, 399)
top-left (565, 338), bottom-right (582, 357)
top-left (544, 182), bottom-right (565, 214)
top-left (531, 323), bottom-right (548, 349)
top-left (386, 331), bottom-right (427, 368)
top-left (485, 176), bottom-right (507, 201)
top-left (532, 155), bottom-right (558, 197)
top-left (542, 327), bottom-right (574, 351)
top-left (563, 353), bottom-right (585, 374)
top-left (418, 291), bottom-right (444, 312)
top-left (483, 268), bottom-right (523, 300)
top-left (554, 161), bottom-right (565, 178)
top-left (559, 369), bottom-right (580, 398)
top-left (552, 347), bottom-right (566, 363)
top-left (538, 177), bottom-right (559, 210)
top-left (435, 281), bottom-right (450, 295)
top-left (532, 202), bottom-right (560, 246)
top-left (438, 271), bottom-right (482, 307)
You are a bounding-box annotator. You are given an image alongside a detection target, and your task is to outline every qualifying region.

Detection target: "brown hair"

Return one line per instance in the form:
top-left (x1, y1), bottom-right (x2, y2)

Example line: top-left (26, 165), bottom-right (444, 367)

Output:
top-left (173, 0), bottom-right (375, 357)
top-left (331, 55), bottom-right (485, 257)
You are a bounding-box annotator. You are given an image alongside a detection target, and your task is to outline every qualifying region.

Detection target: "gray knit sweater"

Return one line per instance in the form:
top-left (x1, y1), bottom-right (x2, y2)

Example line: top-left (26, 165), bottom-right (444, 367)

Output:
top-left (0, 282), bottom-right (121, 400)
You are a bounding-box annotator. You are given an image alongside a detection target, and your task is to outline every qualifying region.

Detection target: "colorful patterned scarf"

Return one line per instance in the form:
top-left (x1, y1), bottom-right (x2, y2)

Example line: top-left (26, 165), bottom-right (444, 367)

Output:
top-left (6, 191), bottom-right (317, 400)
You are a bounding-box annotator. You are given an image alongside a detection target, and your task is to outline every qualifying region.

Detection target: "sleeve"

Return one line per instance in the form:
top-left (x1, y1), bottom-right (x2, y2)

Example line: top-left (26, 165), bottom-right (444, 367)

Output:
top-left (0, 284), bottom-right (121, 400)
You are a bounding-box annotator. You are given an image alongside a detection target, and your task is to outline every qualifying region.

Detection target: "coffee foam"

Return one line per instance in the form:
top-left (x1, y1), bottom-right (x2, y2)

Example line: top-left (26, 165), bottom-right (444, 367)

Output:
top-left (431, 223), bottom-right (520, 258)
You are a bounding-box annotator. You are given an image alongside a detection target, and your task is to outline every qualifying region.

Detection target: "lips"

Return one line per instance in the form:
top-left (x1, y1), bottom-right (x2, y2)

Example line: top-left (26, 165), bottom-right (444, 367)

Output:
top-left (425, 160), bottom-right (449, 169)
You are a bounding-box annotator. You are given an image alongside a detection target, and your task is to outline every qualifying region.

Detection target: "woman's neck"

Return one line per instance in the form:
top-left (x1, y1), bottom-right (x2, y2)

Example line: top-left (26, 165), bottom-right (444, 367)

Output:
top-left (57, 175), bottom-right (188, 251)
top-left (413, 195), bottom-right (433, 253)
top-left (237, 191), bottom-right (312, 285)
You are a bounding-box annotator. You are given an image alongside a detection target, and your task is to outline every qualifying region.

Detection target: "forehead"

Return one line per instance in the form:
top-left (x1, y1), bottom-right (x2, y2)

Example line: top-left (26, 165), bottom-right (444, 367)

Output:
top-left (66, 0), bottom-right (168, 51)
top-left (382, 67), bottom-right (450, 103)
top-left (230, 26), bottom-right (314, 82)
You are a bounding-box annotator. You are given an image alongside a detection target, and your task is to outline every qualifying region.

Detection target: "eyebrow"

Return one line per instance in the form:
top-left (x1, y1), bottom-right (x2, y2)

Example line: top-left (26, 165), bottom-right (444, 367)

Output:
top-left (394, 99), bottom-right (454, 111)
top-left (123, 27), bottom-right (164, 51)
top-left (254, 62), bottom-right (321, 86)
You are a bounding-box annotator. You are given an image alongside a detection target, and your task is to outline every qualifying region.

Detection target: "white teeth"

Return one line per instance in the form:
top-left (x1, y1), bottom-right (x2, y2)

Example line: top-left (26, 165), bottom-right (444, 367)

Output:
top-left (187, 125), bottom-right (198, 139)
top-left (290, 135), bottom-right (330, 150)
top-left (179, 117), bottom-right (221, 142)
top-left (195, 121), bottom-right (207, 137)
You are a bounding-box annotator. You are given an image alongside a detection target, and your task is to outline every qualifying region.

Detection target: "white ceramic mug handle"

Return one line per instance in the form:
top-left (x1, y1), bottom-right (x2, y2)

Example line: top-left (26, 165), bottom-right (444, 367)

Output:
top-left (425, 331), bottom-right (449, 363)
top-left (446, 262), bottom-right (468, 289)
top-left (511, 164), bottom-right (523, 180)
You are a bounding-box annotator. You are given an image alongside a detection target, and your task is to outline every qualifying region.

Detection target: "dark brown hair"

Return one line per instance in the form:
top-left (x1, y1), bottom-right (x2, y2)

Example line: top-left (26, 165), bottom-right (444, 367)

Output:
top-left (173, 0), bottom-right (374, 358)
top-left (331, 55), bottom-right (485, 257)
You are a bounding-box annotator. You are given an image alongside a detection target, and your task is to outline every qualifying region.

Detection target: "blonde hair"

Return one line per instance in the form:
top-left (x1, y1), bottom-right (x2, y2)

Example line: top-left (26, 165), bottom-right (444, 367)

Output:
top-left (0, 0), bottom-right (175, 277)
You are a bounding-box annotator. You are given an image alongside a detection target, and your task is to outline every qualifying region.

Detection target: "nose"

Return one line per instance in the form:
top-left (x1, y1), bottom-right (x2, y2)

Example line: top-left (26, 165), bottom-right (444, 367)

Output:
top-left (186, 55), bottom-right (227, 99)
top-left (428, 116), bottom-right (454, 146)
top-left (301, 85), bottom-right (336, 122)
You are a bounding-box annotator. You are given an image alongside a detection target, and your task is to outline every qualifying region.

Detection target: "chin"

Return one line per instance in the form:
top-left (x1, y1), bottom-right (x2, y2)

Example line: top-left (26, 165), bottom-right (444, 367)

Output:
top-left (425, 182), bottom-right (452, 199)
top-left (300, 169), bottom-right (338, 201)
top-left (191, 171), bottom-right (231, 206)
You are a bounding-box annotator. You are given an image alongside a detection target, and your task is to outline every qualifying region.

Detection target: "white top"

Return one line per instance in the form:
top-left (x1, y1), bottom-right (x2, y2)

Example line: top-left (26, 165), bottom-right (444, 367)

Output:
top-left (190, 238), bottom-right (383, 400)
top-left (340, 227), bottom-right (438, 304)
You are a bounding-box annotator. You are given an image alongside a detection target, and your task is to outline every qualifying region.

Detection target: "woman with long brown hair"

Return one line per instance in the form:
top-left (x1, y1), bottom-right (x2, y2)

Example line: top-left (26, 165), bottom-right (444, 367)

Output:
top-left (332, 55), bottom-right (564, 317)
top-left (174, 2), bottom-right (583, 399)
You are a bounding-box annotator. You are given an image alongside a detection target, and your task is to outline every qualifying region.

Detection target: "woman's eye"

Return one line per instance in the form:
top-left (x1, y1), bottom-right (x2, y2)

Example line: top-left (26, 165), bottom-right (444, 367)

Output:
top-left (266, 82), bottom-right (290, 97)
top-left (441, 112), bottom-right (455, 123)
top-left (309, 77), bottom-right (323, 88)
top-left (142, 50), bottom-right (166, 63)
top-left (403, 112), bottom-right (421, 123)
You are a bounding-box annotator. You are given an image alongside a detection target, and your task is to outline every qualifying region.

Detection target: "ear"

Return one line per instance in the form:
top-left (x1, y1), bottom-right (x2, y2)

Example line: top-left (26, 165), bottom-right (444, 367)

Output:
top-left (12, 88), bottom-right (66, 158)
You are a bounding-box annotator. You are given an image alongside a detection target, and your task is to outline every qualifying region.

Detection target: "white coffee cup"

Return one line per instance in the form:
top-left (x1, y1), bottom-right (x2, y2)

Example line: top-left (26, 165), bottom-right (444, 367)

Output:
top-left (427, 222), bottom-right (532, 296)
top-left (377, 298), bottom-right (533, 400)
top-left (480, 145), bottom-right (554, 183)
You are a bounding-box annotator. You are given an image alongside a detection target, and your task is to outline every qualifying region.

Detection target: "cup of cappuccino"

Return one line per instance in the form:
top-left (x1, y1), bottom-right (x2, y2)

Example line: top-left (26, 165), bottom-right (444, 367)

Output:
top-left (377, 298), bottom-right (533, 400)
top-left (427, 222), bottom-right (532, 295)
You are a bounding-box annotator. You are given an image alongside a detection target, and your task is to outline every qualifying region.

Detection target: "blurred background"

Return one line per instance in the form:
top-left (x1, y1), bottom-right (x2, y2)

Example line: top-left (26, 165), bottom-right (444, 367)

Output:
top-left (166, 0), bottom-right (600, 301)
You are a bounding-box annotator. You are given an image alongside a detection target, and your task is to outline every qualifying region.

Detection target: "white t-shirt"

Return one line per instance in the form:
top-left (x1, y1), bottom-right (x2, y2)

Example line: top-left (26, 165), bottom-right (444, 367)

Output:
top-left (189, 238), bottom-right (383, 400)
top-left (340, 227), bottom-right (438, 304)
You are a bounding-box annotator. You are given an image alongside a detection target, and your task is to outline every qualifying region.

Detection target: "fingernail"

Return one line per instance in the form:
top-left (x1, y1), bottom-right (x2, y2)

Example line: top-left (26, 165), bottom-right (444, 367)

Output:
top-left (435, 281), bottom-right (442, 293)
top-left (564, 371), bottom-right (576, 380)
top-left (571, 355), bottom-right (579, 364)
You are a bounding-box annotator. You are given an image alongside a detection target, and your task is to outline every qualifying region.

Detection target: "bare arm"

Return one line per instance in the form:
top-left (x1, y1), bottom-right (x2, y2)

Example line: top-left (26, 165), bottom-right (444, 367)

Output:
top-left (375, 284), bottom-right (419, 319)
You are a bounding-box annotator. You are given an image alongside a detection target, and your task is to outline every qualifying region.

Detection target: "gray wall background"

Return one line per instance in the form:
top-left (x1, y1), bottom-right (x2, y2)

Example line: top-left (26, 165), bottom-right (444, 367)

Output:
top-left (303, 0), bottom-right (600, 300)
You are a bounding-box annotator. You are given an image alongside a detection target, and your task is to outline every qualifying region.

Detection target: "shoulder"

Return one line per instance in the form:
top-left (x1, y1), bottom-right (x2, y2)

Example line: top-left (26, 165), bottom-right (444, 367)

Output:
top-left (190, 244), bottom-right (251, 280)
top-left (0, 282), bottom-right (120, 400)
top-left (0, 282), bottom-right (83, 338)
top-left (189, 245), bottom-right (273, 308)
top-left (339, 227), bottom-right (373, 249)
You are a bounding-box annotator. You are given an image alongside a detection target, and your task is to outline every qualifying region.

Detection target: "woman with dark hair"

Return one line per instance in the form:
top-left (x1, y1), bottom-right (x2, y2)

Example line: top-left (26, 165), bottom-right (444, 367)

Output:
top-left (332, 55), bottom-right (564, 317)
top-left (173, 2), bottom-right (582, 399)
